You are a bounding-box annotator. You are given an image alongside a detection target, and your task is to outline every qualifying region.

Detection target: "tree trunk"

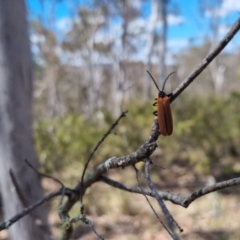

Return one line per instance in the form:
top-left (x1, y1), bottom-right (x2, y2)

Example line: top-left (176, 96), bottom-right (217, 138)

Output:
top-left (145, 0), bottom-right (159, 99)
top-left (0, 0), bottom-right (51, 239)
top-left (159, 0), bottom-right (168, 83)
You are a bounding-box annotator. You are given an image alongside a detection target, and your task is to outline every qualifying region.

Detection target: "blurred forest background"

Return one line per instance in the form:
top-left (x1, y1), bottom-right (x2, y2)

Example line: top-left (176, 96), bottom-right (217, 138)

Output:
top-left (3, 0), bottom-right (240, 239)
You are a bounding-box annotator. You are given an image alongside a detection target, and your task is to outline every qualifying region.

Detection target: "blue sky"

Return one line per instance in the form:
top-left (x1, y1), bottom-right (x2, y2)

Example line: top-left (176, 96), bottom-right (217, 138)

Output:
top-left (27, 0), bottom-right (240, 64)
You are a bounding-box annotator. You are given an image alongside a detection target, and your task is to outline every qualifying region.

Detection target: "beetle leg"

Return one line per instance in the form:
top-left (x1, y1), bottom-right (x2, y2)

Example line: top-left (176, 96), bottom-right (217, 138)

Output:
top-left (153, 111), bottom-right (157, 116)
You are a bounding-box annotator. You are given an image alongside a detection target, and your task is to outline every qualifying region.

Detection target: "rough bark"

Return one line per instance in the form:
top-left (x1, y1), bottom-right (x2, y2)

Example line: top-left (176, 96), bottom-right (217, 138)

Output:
top-left (0, 0), bottom-right (51, 239)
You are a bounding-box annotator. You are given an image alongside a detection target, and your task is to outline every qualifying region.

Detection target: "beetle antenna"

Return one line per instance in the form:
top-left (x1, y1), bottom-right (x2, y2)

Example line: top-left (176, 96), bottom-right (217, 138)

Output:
top-left (146, 70), bottom-right (161, 92)
top-left (162, 72), bottom-right (175, 92)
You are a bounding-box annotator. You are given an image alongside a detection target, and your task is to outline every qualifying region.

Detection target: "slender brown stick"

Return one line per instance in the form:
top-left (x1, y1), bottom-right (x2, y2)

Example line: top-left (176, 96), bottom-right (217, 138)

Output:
top-left (100, 175), bottom-right (184, 204)
top-left (80, 110), bottom-right (128, 202)
top-left (9, 169), bottom-right (30, 207)
top-left (132, 165), bottom-right (172, 238)
top-left (25, 159), bottom-right (71, 225)
top-left (25, 159), bottom-right (64, 188)
top-left (101, 175), bottom-right (240, 209)
top-left (182, 177), bottom-right (240, 207)
top-left (144, 158), bottom-right (181, 240)
top-left (170, 17), bottom-right (240, 102)
top-left (0, 190), bottom-right (63, 230)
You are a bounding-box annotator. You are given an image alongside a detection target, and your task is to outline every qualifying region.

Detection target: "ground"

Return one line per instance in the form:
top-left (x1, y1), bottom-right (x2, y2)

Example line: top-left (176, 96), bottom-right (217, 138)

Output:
top-left (0, 169), bottom-right (239, 240)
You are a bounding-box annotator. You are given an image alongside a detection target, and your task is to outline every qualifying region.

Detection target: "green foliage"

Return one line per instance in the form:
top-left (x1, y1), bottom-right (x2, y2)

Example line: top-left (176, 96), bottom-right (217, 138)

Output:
top-left (35, 92), bottom-right (240, 177)
top-left (168, 92), bottom-right (240, 174)
top-left (34, 106), bottom-right (152, 176)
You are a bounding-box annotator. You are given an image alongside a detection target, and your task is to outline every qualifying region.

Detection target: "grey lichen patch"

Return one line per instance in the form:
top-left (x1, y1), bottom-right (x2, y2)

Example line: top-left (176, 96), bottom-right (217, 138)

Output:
top-left (117, 154), bottom-right (136, 167)
top-left (104, 157), bottom-right (116, 170)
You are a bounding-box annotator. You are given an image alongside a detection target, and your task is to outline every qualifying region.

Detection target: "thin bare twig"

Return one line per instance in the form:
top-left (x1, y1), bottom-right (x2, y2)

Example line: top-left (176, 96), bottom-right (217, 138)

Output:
top-left (100, 175), bottom-right (185, 205)
top-left (0, 189), bottom-right (64, 230)
top-left (132, 165), bottom-right (172, 238)
top-left (61, 112), bottom-right (128, 239)
top-left (101, 175), bottom-right (240, 209)
top-left (64, 140), bottom-right (158, 214)
top-left (80, 110), bottom-right (128, 202)
top-left (144, 158), bottom-right (181, 240)
top-left (25, 159), bottom-right (64, 188)
top-left (9, 169), bottom-right (52, 233)
top-left (87, 220), bottom-right (105, 240)
top-left (9, 169), bottom-right (30, 207)
top-left (25, 159), bottom-right (67, 221)
top-left (170, 17), bottom-right (240, 102)
top-left (182, 177), bottom-right (240, 207)
top-left (61, 203), bottom-right (105, 240)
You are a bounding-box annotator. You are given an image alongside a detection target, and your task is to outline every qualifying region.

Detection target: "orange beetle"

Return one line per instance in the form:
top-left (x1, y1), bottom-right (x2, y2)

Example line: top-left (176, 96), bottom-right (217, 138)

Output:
top-left (147, 70), bottom-right (174, 136)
